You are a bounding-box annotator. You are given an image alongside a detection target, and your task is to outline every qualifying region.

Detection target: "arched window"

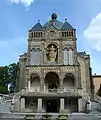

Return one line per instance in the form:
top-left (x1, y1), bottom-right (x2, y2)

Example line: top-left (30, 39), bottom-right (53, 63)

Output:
top-left (31, 47), bottom-right (41, 65)
top-left (30, 73), bottom-right (40, 92)
top-left (63, 48), bottom-right (69, 65)
top-left (45, 72), bottom-right (60, 92)
top-left (68, 49), bottom-right (74, 65)
top-left (63, 73), bottom-right (75, 87)
top-left (63, 47), bottom-right (74, 65)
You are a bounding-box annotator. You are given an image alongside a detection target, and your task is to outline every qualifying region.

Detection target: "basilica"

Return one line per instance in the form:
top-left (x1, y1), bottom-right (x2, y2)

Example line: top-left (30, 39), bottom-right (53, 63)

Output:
top-left (13, 13), bottom-right (93, 113)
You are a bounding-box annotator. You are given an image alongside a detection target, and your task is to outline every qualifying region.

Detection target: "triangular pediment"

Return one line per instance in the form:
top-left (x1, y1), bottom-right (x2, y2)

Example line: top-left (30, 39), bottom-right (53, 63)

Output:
top-left (45, 24), bottom-right (58, 31)
top-left (44, 25), bottom-right (59, 38)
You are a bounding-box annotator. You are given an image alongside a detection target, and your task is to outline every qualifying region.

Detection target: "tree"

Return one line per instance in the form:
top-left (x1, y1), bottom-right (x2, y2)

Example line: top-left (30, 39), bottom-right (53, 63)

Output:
top-left (8, 63), bottom-right (19, 93)
top-left (0, 66), bottom-right (9, 94)
top-left (0, 63), bottom-right (19, 94)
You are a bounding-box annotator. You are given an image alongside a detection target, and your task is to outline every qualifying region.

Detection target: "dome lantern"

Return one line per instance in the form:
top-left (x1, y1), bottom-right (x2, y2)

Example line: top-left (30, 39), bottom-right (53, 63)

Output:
top-left (51, 13), bottom-right (57, 20)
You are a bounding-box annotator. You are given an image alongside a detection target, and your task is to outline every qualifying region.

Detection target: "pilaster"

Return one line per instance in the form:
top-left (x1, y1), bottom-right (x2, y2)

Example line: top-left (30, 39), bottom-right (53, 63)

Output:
top-left (28, 80), bottom-right (31, 92)
top-left (20, 98), bottom-right (25, 112)
top-left (40, 69), bottom-right (44, 92)
top-left (60, 98), bottom-right (64, 112)
top-left (37, 98), bottom-right (42, 112)
top-left (78, 98), bottom-right (82, 112)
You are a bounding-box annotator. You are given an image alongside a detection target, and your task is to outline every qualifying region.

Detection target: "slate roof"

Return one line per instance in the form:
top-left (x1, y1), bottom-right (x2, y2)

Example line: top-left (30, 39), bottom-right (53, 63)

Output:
top-left (78, 52), bottom-right (86, 56)
top-left (78, 52), bottom-right (90, 59)
top-left (61, 21), bottom-right (74, 30)
top-left (29, 13), bottom-right (75, 31)
top-left (43, 19), bottom-right (63, 30)
top-left (29, 22), bottom-right (43, 31)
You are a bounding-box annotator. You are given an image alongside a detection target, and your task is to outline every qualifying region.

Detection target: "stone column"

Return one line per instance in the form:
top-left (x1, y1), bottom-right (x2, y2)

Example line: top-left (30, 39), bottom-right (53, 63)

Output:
top-left (78, 98), bottom-right (82, 112)
top-left (28, 80), bottom-right (31, 92)
top-left (87, 97), bottom-right (91, 112)
top-left (60, 79), bottom-right (63, 91)
top-left (60, 98), bottom-right (64, 112)
top-left (41, 42), bottom-right (44, 64)
top-left (37, 98), bottom-right (42, 112)
top-left (59, 40), bottom-right (63, 64)
top-left (20, 98), bottom-right (25, 112)
top-left (60, 69), bottom-right (64, 91)
top-left (40, 69), bottom-right (44, 92)
top-left (40, 78), bottom-right (44, 92)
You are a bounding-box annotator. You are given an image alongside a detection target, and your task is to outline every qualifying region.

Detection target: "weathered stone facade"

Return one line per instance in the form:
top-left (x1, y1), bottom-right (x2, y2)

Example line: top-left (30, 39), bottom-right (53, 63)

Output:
top-left (13, 13), bottom-right (92, 113)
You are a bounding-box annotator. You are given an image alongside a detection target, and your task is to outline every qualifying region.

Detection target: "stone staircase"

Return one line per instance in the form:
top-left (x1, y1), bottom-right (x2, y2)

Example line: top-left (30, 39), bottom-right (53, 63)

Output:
top-left (89, 95), bottom-right (101, 114)
top-left (0, 94), bottom-right (14, 113)
top-left (0, 113), bottom-right (101, 120)
top-left (0, 94), bottom-right (101, 120)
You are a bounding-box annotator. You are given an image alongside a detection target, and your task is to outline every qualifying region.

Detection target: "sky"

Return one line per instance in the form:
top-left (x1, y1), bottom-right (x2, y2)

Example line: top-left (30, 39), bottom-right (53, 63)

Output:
top-left (0, 0), bottom-right (101, 74)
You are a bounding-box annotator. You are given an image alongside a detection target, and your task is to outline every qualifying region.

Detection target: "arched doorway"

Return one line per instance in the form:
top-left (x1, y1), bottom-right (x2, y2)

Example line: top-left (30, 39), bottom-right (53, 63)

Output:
top-left (44, 72), bottom-right (60, 113)
top-left (45, 72), bottom-right (60, 91)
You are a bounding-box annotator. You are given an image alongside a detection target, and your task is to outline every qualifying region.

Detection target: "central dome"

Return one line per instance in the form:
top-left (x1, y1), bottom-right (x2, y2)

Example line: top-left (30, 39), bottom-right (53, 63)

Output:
top-left (51, 13), bottom-right (57, 20)
top-left (43, 13), bottom-right (63, 30)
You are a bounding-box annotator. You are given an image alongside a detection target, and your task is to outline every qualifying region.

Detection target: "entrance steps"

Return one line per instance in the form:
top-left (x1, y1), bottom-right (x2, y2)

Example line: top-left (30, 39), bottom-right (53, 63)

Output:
top-left (0, 113), bottom-right (101, 120)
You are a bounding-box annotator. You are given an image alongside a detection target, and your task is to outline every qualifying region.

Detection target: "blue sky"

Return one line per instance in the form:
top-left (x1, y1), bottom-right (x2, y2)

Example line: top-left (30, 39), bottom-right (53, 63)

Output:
top-left (0, 0), bottom-right (101, 74)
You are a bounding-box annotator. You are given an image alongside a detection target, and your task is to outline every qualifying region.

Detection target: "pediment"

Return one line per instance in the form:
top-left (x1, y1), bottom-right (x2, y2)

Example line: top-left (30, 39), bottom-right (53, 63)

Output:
top-left (44, 25), bottom-right (59, 38)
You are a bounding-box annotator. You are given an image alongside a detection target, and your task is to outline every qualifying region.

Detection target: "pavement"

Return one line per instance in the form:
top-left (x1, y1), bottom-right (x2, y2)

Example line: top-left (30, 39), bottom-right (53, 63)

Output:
top-left (0, 113), bottom-right (101, 120)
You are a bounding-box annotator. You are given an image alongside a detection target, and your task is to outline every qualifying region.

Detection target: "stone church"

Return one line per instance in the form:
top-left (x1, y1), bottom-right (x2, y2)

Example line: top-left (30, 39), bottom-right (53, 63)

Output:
top-left (12, 13), bottom-right (93, 113)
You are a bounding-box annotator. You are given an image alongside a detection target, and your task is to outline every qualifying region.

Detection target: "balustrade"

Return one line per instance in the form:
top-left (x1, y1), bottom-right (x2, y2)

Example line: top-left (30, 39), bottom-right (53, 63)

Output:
top-left (27, 87), bottom-right (79, 95)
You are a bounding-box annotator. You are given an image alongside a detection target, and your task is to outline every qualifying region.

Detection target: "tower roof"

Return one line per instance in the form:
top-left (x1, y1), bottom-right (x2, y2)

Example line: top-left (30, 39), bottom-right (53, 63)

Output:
top-left (29, 22), bottom-right (43, 31)
top-left (30, 13), bottom-right (75, 31)
top-left (61, 21), bottom-right (74, 30)
top-left (43, 13), bottom-right (63, 29)
top-left (43, 19), bottom-right (63, 30)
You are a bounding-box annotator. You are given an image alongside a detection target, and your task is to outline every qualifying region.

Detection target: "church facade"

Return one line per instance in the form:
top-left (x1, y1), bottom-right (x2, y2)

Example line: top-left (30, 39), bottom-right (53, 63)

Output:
top-left (13, 13), bottom-right (93, 113)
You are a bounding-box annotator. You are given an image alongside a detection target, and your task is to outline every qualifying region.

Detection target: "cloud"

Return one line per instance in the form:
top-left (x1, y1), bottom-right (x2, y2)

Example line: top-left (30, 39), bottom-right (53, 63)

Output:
top-left (8, 0), bottom-right (34, 7)
top-left (0, 37), bottom-right (27, 65)
top-left (83, 12), bottom-right (101, 51)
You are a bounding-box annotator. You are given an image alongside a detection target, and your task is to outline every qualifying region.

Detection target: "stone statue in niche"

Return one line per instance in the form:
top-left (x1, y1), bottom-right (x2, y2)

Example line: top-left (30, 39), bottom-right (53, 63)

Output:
top-left (46, 44), bottom-right (57, 63)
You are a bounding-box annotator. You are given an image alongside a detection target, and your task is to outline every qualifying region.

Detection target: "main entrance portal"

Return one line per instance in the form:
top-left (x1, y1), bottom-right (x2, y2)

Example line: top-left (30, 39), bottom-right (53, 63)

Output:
top-left (46, 100), bottom-right (58, 113)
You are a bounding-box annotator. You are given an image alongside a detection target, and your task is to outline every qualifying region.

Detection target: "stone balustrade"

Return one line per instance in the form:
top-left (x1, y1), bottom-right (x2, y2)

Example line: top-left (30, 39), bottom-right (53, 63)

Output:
top-left (25, 88), bottom-right (80, 96)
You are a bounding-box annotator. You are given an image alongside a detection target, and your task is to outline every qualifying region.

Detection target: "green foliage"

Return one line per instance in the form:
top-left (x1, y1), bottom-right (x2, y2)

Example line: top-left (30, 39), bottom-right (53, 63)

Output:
top-left (42, 113), bottom-right (52, 120)
top-left (0, 66), bottom-right (9, 87)
top-left (58, 113), bottom-right (68, 120)
top-left (24, 114), bottom-right (35, 120)
top-left (0, 63), bottom-right (19, 94)
top-left (0, 85), bottom-right (8, 94)
top-left (8, 63), bottom-right (18, 83)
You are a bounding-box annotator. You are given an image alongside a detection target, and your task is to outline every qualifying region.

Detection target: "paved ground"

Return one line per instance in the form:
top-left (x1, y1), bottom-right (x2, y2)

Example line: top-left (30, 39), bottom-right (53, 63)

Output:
top-left (0, 113), bottom-right (101, 120)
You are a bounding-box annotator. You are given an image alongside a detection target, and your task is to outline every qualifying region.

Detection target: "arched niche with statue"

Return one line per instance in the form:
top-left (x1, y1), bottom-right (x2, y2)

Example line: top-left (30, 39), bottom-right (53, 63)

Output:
top-left (46, 44), bottom-right (58, 63)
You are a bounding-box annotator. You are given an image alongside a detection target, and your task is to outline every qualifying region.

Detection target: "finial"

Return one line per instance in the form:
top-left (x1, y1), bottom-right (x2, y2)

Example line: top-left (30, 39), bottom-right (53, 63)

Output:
top-left (51, 13), bottom-right (57, 20)
top-left (38, 20), bottom-right (40, 22)
top-left (65, 18), bottom-right (67, 21)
